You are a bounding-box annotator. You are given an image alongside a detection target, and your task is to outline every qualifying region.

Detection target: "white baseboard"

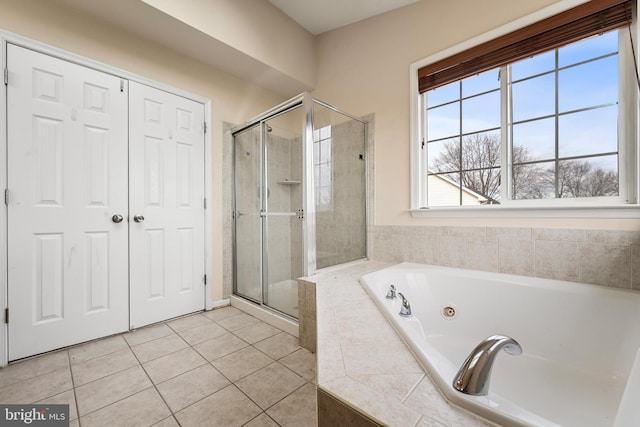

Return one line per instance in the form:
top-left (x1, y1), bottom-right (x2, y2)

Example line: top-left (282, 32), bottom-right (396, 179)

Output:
top-left (209, 299), bottom-right (231, 310)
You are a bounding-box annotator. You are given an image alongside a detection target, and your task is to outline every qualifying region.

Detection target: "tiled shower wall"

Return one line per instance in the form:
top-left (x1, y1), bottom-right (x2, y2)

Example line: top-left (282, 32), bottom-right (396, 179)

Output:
top-left (370, 225), bottom-right (640, 291)
top-left (315, 117), bottom-right (367, 269)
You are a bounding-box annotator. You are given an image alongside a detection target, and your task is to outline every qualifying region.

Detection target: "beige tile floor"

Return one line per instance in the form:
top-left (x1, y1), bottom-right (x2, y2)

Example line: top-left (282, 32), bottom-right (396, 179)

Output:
top-left (0, 307), bottom-right (317, 427)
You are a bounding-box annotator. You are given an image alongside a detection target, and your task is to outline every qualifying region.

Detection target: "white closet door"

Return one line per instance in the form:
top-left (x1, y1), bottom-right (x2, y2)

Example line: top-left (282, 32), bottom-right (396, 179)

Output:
top-left (7, 44), bottom-right (129, 360)
top-left (129, 82), bottom-right (206, 328)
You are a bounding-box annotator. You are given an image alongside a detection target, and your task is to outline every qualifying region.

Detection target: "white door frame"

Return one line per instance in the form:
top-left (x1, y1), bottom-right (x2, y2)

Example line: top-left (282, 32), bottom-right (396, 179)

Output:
top-left (0, 29), bottom-right (216, 367)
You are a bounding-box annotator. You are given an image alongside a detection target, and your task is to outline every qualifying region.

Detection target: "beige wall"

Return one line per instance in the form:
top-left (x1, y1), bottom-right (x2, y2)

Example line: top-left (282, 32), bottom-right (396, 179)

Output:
top-left (314, 0), bottom-right (640, 231)
top-left (0, 0), bottom-right (288, 301)
top-left (141, 0), bottom-right (316, 89)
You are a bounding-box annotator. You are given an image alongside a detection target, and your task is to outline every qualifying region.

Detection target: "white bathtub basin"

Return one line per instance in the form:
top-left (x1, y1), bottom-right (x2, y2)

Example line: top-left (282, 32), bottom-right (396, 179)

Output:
top-left (360, 262), bottom-right (640, 427)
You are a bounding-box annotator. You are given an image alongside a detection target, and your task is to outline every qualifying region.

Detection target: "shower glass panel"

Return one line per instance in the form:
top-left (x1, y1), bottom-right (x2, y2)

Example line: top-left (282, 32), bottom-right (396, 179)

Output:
top-left (312, 101), bottom-right (367, 268)
top-left (233, 124), bottom-right (262, 302)
top-left (263, 109), bottom-right (304, 318)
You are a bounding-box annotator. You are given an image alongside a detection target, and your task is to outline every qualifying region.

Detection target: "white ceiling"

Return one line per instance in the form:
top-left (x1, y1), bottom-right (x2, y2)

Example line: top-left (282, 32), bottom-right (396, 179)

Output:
top-left (268, 0), bottom-right (421, 35)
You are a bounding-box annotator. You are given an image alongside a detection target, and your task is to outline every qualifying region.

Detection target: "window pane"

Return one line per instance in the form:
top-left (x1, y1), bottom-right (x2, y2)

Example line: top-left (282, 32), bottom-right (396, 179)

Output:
top-left (461, 132), bottom-right (501, 170)
top-left (512, 118), bottom-right (555, 162)
top-left (462, 91), bottom-right (500, 134)
top-left (512, 161), bottom-right (554, 200)
top-left (559, 31), bottom-right (618, 68)
top-left (319, 164), bottom-right (331, 185)
top-left (428, 81), bottom-right (459, 107)
top-left (428, 138), bottom-right (459, 172)
top-left (512, 73), bottom-right (555, 122)
top-left (461, 168), bottom-right (500, 203)
top-left (321, 139), bottom-right (331, 161)
top-left (557, 156), bottom-right (618, 198)
top-left (559, 55), bottom-right (617, 113)
top-left (511, 50), bottom-right (555, 81)
top-left (427, 102), bottom-right (460, 141)
top-left (462, 69), bottom-right (500, 97)
top-left (320, 126), bottom-right (331, 140)
top-left (559, 106), bottom-right (617, 158)
top-left (427, 172), bottom-right (460, 206)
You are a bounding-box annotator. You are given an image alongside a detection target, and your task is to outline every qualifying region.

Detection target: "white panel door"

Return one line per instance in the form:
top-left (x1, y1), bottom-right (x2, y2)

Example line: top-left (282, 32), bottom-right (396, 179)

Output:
top-left (129, 82), bottom-right (206, 328)
top-left (7, 44), bottom-right (129, 360)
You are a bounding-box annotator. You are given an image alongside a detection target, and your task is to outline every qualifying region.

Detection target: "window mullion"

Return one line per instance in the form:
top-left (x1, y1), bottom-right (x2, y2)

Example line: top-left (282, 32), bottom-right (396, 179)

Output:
top-left (618, 25), bottom-right (636, 203)
top-left (420, 93), bottom-right (429, 208)
top-left (554, 49), bottom-right (560, 198)
top-left (501, 66), bottom-right (511, 202)
top-left (458, 81), bottom-right (463, 206)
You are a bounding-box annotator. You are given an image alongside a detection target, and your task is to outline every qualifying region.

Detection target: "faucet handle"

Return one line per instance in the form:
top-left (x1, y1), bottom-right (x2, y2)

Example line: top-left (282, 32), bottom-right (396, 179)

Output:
top-left (385, 284), bottom-right (397, 299)
top-left (397, 292), bottom-right (412, 317)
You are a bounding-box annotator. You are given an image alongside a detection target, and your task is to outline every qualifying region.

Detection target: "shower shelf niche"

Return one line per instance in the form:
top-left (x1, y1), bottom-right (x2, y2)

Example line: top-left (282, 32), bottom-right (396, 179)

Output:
top-left (277, 180), bottom-right (301, 185)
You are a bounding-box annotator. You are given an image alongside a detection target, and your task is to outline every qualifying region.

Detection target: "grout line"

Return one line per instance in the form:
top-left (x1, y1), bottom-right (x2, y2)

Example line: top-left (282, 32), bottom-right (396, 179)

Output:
top-left (66, 350), bottom-right (82, 427)
top-left (78, 385), bottom-right (157, 420)
top-left (124, 322), bottom-right (178, 419)
top-left (241, 412), bottom-right (281, 427)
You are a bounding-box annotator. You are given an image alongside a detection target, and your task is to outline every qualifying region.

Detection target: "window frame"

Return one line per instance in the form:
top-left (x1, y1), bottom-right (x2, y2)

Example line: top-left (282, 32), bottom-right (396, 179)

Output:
top-left (410, 0), bottom-right (640, 218)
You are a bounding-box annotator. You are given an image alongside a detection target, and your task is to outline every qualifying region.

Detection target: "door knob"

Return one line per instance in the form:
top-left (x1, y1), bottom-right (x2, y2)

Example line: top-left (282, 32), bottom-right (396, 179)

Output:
top-left (112, 214), bottom-right (124, 223)
top-left (133, 215), bottom-right (145, 223)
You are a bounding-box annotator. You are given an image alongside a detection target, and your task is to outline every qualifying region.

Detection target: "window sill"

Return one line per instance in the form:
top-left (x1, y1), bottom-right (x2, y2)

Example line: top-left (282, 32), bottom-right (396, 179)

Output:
top-left (409, 204), bottom-right (640, 218)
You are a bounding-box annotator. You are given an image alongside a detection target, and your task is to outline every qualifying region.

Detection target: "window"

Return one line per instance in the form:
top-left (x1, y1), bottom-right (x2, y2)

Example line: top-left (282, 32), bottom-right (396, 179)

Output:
top-left (412, 0), bottom-right (638, 214)
top-left (426, 68), bottom-right (501, 206)
top-left (314, 126), bottom-right (333, 211)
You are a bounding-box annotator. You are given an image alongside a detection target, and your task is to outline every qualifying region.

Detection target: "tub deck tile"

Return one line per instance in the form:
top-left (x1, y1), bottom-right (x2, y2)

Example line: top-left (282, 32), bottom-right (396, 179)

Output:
top-left (310, 260), bottom-right (495, 427)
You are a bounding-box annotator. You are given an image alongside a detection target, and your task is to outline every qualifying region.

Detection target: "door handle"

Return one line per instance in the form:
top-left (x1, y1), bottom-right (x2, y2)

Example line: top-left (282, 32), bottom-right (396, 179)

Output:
top-left (133, 215), bottom-right (145, 223)
top-left (112, 214), bottom-right (124, 223)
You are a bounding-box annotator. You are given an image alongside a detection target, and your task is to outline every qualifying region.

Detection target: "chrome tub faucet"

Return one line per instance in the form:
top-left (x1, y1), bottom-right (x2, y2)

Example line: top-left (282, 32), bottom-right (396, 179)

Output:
top-left (386, 284), bottom-right (397, 299)
top-left (398, 292), bottom-right (412, 317)
top-left (453, 334), bottom-right (522, 396)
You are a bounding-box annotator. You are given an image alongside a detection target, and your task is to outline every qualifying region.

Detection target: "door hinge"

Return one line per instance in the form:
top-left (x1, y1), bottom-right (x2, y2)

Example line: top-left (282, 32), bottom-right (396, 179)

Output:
top-left (3, 68), bottom-right (7, 85)
top-left (120, 79), bottom-right (124, 92)
top-left (4, 308), bottom-right (8, 324)
top-left (4, 189), bottom-right (8, 206)
top-left (421, 138), bottom-right (425, 149)
top-left (203, 274), bottom-right (207, 285)
top-left (203, 122), bottom-right (207, 133)
top-left (204, 198), bottom-right (207, 209)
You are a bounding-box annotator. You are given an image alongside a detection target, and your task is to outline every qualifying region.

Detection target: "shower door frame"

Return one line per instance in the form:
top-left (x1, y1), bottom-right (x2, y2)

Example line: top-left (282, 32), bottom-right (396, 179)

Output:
top-left (232, 92), bottom-right (369, 319)
top-left (231, 93), bottom-right (316, 319)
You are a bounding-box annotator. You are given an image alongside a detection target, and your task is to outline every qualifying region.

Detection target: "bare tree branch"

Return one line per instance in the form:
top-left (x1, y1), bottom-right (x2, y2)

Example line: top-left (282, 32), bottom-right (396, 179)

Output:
top-left (430, 134), bottom-right (618, 201)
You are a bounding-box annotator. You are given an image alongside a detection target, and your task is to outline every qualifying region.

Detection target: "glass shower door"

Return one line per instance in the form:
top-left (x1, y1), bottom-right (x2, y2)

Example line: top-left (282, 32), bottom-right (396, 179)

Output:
top-left (262, 109), bottom-right (304, 318)
top-left (233, 125), bottom-right (262, 302)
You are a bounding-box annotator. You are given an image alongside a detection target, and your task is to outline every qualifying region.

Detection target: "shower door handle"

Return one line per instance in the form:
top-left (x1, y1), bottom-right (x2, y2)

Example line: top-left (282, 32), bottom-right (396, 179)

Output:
top-left (260, 211), bottom-right (297, 217)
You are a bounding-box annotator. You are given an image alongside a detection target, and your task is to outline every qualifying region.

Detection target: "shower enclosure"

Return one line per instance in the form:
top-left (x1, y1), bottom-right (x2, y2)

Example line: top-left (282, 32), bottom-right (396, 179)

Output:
top-left (232, 93), bottom-right (367, 319)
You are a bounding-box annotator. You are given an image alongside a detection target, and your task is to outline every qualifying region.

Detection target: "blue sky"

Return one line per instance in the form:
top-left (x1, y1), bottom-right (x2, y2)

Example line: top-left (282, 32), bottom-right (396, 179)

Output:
top-left (426, 30), bottom-right (620, 173)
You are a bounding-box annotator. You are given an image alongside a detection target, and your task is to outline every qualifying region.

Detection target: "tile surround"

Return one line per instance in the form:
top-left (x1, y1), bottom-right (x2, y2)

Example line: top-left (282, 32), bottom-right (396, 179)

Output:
top-left (371, 225), bottom-right (640, 290)
top-left (309, 261), bottom-right (492, 427)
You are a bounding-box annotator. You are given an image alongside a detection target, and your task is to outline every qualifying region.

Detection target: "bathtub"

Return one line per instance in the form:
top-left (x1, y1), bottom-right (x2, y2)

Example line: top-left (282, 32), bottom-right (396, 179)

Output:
top-left (360, 262), bottom-right (640, 427)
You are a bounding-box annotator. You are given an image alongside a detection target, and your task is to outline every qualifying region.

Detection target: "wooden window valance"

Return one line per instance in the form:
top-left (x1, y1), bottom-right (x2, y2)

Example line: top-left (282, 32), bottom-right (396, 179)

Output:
top-left (418, 0), bottom-right (633, 94)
